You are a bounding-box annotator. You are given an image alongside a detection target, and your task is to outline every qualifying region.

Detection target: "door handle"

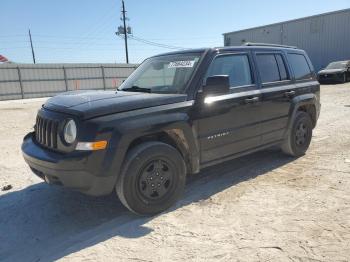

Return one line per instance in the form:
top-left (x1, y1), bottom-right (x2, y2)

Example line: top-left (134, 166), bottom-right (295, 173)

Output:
top-left (285, 90), bottom-right (295, 97)
top-left (244, 97), bottom-right (259, 104)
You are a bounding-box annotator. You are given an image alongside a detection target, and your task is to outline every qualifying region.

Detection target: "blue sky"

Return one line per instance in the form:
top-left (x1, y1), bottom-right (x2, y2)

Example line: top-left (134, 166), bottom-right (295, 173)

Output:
top-left (0, 0), bottom-right (349, 64)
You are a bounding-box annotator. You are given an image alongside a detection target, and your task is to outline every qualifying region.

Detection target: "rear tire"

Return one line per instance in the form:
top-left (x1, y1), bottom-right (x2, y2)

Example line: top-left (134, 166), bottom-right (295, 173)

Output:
top-left (116, 141), bottom-right (186, 215)
top-left (281, 111), bottom-right (313, 157)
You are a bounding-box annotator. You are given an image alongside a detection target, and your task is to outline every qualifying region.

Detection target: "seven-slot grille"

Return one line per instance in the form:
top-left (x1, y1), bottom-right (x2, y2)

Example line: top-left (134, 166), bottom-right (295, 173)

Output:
top-left (35, 115), bottom-right (59, 149)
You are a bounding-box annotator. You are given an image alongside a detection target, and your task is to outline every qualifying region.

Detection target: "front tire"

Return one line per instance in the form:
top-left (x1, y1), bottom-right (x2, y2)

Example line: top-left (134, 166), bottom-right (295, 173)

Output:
top-left (281, 111), bottom-right (313, 157)
top-left (116, 142), bottom-right (186, 215)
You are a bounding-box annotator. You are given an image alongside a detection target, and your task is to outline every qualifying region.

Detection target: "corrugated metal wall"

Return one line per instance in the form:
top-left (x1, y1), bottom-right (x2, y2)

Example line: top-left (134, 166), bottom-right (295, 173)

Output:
top-left (223, 9), bottom-right (350, 71)
top-left (0, 63), bottom-right (137, 101)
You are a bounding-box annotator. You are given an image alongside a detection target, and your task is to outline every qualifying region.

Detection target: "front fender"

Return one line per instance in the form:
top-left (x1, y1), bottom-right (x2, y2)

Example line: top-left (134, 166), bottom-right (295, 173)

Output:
top-left (89, 103), bottom-right (198, 185)
top-left (112, 112), bottom-right (198, 179)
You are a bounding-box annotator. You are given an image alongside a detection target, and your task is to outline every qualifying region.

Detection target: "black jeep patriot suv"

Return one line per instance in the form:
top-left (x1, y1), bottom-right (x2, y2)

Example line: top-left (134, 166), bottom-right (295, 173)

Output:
top-left (22, 44), bottom-right (320, 215)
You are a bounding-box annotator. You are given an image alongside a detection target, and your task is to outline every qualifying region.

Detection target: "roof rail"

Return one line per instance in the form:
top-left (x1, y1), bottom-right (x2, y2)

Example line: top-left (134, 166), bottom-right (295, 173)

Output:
top-left (243, 42), bottom-right (298, 49)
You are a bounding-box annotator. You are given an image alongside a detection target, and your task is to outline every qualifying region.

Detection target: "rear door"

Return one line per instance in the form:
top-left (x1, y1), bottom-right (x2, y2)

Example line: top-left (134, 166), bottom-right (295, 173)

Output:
top-left (254, 51), bottom-right (295, 144)
top-left (196, 51), bottom-right (263, 165)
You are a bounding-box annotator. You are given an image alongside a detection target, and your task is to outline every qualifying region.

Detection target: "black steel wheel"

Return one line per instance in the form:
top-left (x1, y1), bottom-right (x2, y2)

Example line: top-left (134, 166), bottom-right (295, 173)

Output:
top-left (116, 141), bottom-right (186, 215)
top-left (137, 159), bottom-right (175, 202)
top-left (281, 111), bottom-right (313, 157)
top-left (295, 122), bottom-right (308, 146)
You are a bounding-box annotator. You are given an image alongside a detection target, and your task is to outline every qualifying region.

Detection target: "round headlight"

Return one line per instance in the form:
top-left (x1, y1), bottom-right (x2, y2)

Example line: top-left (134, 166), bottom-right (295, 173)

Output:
top-left (63, 119), bottom-right (77, 144)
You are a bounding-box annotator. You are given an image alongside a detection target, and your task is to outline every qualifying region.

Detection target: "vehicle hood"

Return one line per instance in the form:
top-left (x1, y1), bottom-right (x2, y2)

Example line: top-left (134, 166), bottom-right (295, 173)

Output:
top-left (43, 90), bottom-right (187, 119)
top-left (318, 68), bottom-right (345, 75)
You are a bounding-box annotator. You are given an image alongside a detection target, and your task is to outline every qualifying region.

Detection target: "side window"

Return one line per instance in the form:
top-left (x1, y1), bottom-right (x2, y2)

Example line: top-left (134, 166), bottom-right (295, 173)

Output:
top-left (256, 54), bottom-right (290, 83)
top-left (275, 54), bottom-right (288, 81)
top-left (256, 54), bottom-right (280, 83)
top-left (288, 54), bottom-right (313, 80)
top-left (206, 54), bottom-right (253, 88)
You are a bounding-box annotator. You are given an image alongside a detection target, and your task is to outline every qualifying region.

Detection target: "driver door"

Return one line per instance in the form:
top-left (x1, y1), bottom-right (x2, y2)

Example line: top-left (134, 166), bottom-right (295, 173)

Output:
top-left (196, 52), bottom-right (263, 165)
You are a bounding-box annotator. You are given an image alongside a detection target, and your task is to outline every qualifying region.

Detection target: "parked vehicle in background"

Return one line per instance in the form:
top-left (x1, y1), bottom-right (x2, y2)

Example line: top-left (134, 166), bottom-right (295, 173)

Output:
top-left (22, 44), bottom-right (321, 215)
top-left (318, 60), bottom-right (350, 84)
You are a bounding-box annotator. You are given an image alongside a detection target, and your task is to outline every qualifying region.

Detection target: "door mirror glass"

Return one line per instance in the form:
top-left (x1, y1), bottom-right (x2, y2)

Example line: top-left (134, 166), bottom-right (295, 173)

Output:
top-left (202, 75), bottom-right (230, 96)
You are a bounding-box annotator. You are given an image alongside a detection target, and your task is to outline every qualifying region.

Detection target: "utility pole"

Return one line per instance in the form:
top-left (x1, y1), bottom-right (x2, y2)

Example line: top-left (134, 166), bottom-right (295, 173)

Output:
top-left (28, 29), bottom-right (36, 64)
top-left (116, 0), bottom-right (132, 64)
top-left (121, 0), bottom-right (129, 63)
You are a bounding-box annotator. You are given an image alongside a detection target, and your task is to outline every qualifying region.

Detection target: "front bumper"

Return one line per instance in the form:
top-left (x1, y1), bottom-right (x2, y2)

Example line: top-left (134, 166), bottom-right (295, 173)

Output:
top-left (22, 132), bottom-right (116, 196)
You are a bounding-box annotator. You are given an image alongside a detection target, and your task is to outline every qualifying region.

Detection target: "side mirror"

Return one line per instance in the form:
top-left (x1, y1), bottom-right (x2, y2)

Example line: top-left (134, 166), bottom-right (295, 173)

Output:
top-left (202, 75), bottom-right (230, 96)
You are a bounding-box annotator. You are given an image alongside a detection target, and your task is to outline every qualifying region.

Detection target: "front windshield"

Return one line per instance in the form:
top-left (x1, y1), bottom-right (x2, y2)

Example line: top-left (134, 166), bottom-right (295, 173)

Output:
top-left (118, 53), bottom-right (202, 94)
top-left (326, 61), bottom-right (348, 69)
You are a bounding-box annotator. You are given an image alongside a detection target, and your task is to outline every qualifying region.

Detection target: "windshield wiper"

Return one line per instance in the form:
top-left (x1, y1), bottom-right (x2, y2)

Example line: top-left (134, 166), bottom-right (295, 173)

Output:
top-left (122, 86), bottom-right (152, 93)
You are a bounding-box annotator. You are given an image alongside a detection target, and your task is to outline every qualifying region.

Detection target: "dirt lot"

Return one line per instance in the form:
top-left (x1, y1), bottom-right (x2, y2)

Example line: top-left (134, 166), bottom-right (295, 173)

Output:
top-left (0, 83), bottom-right (350, 262)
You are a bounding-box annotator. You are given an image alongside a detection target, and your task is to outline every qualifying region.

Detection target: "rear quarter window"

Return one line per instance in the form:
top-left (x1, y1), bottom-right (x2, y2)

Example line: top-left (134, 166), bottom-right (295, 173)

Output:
top-left (288, 53), bottom-right (313, 80)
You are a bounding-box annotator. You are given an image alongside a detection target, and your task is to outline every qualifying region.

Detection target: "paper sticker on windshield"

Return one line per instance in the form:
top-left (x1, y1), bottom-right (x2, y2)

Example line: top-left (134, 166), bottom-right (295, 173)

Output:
top-left (168, 60), bottom-right (195, 68)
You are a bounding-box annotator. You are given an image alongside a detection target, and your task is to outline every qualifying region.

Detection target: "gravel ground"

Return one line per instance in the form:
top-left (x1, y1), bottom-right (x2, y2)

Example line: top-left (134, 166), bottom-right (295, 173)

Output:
top-left (0, 84), bottom-right (350, 262)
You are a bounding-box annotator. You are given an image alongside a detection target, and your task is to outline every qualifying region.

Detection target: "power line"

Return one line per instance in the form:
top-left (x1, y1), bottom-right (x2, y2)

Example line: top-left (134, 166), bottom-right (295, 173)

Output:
top-left (62, 2), bottom-right (118, 51)
top-left (1, 38), bottom-right (221, 45)
top-left (127, 35), bottom-right (186, 50)
top-left (0, 34), bottom-right (27, 38)
top-left (0, 44), bottom-right (189, 51)
top-left (0, 33), bottom-right (221, 40)
top-left (0, 39), bottom-right (221, 47)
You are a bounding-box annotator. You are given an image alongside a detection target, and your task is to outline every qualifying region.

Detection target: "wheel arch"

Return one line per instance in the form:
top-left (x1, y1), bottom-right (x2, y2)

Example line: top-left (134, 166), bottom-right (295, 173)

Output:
top-left (297, 104), bottom-right (317, 128)
top-left (287, 94), bottom-right (318, 133)
top-left (126, 129), bottom-right (197, 175)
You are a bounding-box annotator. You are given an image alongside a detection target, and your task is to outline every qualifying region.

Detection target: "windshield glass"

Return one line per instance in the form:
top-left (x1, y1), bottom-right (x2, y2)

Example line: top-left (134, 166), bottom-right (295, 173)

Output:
top-left (118, 53), bottom-right (202, 94)
top-left (326, 61), bottom-right (348, 69)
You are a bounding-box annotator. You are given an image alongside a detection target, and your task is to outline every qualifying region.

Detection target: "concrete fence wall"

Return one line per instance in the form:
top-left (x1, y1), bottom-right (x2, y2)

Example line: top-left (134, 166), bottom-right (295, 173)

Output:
top-left (0, 63), bottom-right (138, 101)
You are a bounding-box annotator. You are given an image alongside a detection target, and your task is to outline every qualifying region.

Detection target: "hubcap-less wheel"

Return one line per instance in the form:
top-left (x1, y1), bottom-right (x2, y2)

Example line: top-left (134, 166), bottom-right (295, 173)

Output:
top-left (116, 141), bottom-right (186, 215)
top-left (138, 159), bottom-right (173, 201)
top-left (295, 122), bottom-right (308, 146)
top-left (281, 111), bottom-right (313, 157)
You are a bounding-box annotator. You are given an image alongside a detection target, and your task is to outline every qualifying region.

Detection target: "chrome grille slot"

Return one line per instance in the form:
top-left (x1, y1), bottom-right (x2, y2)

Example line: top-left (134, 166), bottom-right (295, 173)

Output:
top-left (35, 115), bottom-right (59, 149)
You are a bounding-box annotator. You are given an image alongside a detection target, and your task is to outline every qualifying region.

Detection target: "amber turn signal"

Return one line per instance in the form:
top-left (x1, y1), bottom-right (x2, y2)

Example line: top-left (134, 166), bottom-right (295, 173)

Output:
top-left (76, 140), bottom-right (108, 151)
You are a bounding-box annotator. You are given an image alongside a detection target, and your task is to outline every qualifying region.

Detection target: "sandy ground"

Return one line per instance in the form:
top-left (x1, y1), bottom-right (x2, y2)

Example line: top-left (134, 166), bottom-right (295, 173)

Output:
top-left (0, 84), bottom-right (350, 262)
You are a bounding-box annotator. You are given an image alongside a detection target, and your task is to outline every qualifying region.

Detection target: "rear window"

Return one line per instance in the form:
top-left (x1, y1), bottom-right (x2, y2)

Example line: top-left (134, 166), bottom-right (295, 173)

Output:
top-left (288, 54), bottom-right (313, 80)
top-left (256, 54), bottom-right (289, 83)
